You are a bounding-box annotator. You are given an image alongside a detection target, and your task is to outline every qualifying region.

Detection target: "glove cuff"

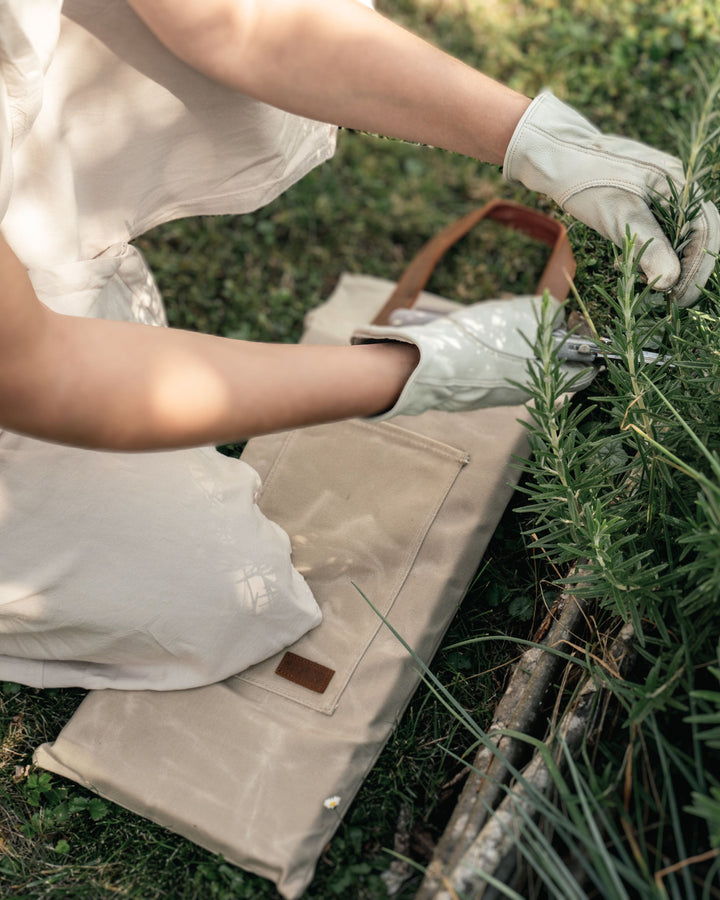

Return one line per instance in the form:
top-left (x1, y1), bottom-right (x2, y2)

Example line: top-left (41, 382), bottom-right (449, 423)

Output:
top-left (503, 90), bottom-right (602, 200)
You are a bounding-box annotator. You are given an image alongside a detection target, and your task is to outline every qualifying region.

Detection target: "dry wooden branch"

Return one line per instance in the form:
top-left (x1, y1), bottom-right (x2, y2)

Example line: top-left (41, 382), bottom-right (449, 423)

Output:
top-left (417, 597), bottom-right (636, 900)
top-left (416, 584), bottom-right (589, 899)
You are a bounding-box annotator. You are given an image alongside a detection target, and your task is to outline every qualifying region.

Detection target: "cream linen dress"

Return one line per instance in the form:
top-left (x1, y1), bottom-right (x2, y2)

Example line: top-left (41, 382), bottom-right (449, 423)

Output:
top-left (0, 0), bottom-right (339, 689)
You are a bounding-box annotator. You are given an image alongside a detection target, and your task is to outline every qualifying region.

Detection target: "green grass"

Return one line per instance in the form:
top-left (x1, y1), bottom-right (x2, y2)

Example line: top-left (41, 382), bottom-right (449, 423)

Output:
top-left (3, 1), bottom-right (720, 897)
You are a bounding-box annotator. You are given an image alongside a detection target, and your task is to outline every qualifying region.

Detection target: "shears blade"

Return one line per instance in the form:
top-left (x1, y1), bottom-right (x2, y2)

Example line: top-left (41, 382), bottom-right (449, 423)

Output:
top-left (552, 329), bottom-right (671, 367)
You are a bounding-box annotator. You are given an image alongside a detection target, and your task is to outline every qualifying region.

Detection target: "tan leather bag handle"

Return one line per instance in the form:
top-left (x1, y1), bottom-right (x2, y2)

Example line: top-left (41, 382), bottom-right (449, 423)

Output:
top-left (371, 199), bottom-right (576, 326)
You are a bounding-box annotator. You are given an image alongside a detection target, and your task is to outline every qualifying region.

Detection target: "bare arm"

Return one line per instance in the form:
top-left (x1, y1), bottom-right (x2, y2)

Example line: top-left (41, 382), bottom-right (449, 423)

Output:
top-left (125, 0), bottom-right (530, 165)
top-left (0, 235), bottom-right (417, 450)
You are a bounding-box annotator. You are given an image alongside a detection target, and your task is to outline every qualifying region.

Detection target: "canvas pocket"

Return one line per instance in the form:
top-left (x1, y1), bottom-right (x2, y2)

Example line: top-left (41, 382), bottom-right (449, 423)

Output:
top-left (230, 419), bottom-right (468, 714)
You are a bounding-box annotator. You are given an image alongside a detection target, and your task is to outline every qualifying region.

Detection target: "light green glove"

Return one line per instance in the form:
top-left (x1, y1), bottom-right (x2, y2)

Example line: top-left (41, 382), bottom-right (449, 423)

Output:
top-left (504, 92), bottom-right (720, 307)
top-left (351, 296), bottom-right (594, 421)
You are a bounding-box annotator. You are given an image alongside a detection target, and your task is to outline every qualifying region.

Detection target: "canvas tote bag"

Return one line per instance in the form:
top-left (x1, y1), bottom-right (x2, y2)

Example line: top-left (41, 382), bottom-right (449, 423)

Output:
top-left (34, 201), bottom-right (575, 899)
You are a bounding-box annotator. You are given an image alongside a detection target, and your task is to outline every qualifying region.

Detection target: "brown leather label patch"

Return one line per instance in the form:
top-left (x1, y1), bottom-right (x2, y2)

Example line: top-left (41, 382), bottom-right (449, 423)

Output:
top-left (275, 652), bottom-right (335, 694)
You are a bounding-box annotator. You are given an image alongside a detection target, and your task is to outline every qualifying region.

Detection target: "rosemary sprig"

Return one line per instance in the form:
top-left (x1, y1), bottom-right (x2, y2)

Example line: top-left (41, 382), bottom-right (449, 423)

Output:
top-left (649, 60), bottom-right (720, 258)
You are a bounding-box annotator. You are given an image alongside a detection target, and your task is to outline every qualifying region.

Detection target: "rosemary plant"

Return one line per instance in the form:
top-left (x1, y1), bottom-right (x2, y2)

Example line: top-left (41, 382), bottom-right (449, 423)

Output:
top-left (649, 62), bottom-right (720, 265)
top-left (498, 61), bottom-right (720, 898)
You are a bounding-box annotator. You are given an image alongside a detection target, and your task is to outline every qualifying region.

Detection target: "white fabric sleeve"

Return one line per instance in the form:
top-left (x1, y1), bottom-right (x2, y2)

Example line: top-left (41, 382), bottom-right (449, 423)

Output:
top-left (0, 0), bottom-right (62, 221)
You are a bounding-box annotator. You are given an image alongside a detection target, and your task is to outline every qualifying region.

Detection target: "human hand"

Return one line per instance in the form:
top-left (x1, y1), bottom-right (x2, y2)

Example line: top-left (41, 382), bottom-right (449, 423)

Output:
top-left (503, 92), bottom-right (720, 307)
top-left (352, 295), bottom-right (595, 420)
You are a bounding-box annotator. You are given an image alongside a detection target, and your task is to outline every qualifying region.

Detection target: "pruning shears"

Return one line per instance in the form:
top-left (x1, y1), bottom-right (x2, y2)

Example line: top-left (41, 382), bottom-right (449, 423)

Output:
top-left (552, 330), bottom-right (671, 367)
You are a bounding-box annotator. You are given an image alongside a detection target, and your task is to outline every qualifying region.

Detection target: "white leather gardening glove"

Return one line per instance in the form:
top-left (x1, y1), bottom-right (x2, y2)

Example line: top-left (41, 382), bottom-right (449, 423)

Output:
top-left (351, 296), bottom-right (595, 421)
top-left (504, 92), bottom-right (720, 307)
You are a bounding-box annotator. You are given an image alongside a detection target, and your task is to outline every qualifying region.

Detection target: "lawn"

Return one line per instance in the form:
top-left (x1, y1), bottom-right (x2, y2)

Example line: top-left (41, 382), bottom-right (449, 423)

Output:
top-left (2, 1), bottom-right (720, 898)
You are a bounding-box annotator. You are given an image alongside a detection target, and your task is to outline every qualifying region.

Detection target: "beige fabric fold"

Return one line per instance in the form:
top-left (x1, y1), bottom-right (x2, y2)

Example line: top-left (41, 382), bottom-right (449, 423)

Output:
top-left (36, 278), bottom-right (533, 898)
